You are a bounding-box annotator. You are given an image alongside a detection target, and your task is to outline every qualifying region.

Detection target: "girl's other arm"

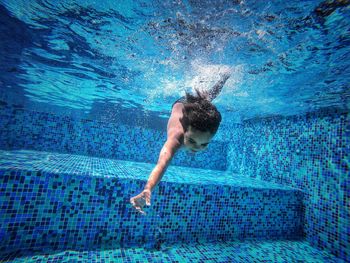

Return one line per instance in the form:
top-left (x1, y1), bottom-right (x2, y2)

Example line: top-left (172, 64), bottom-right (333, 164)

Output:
top-left (207, 72), bottom-right (231, 101)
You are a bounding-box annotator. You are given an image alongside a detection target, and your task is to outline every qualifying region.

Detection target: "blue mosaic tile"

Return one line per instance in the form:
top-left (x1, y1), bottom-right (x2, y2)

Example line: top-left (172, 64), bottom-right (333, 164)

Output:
top-left (0, 150), bottom-right (298, 189)
top-left (225, 111), bottom-right (349, 261)
top-left (0, 104), bottom-right (348, 262)
top-left (0, 105), bottom-right (227, 170)
top-left (0, 150), bottom-right (303, 259)
top-left (0, 240), bottom-right (343, 263)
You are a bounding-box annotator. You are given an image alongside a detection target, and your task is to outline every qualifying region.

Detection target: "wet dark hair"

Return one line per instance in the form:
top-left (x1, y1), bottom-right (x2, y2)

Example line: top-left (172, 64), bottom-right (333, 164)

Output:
top-left (179, 89), bottom-right (222, 134)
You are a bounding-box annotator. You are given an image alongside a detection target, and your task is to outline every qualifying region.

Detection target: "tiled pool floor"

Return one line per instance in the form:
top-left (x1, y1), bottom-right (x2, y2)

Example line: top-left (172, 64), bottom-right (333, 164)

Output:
top-left (1, 239), bottom-right (342, 263)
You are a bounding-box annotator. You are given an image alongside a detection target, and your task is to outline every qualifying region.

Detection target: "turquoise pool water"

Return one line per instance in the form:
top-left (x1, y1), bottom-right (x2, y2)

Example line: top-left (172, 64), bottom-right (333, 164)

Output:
top-left (0, 0), bottom-right (349, 262)
top-left (0, 0), bottom-right (349, 122)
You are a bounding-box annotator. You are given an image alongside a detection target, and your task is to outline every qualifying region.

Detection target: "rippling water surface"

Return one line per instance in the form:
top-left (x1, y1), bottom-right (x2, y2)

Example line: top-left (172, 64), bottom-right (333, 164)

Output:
top-left (0, 0), bottom-right (349, 122)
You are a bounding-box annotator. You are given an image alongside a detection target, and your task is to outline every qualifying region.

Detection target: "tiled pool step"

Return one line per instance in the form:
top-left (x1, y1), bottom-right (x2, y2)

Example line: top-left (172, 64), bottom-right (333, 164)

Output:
top-left (0, 150), bottom-right (304, 256)
top-left (0, 239), bottom-right (342, 263)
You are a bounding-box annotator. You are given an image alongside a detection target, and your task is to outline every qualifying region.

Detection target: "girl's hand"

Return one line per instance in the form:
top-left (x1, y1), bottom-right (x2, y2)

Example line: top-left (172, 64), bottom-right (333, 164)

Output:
top-left (130, 189), bottom-right (151, 215)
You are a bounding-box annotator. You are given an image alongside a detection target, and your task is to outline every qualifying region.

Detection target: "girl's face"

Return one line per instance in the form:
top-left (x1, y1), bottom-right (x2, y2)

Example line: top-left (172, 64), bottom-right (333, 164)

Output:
top-left (183, 125), bottom-right (214, 153)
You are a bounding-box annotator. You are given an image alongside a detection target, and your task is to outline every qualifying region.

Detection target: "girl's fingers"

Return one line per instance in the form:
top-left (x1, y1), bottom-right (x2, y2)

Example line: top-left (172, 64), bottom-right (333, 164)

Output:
top-left (130, 192), bottom-right (151, 214)
top-left (134, 204), bottom-right (146, 215)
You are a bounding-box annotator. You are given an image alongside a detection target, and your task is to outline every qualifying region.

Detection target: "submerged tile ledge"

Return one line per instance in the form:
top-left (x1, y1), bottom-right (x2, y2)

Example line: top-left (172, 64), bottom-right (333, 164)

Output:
top-left (0, 149), bottom-right (300, 190)
top-left (0, 149), bottom-right (304, 256)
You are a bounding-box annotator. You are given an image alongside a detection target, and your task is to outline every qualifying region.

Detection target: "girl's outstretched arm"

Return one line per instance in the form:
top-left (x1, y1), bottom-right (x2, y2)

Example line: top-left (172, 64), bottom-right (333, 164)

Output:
top-left (130, 136), bottom-right (181, 215)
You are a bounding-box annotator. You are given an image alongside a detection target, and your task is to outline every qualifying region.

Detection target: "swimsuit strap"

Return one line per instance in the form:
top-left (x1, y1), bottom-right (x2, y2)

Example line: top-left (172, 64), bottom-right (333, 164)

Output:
top-left (172, 96), bottom-right (187, 108)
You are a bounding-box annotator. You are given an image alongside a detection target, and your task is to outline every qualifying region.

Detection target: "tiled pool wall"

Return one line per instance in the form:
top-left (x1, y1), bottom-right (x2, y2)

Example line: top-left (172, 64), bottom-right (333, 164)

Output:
top-left (0, 105), bottom-right (227, 171)
top-left (0, 103), bottom-right (348, 261)
top-left (0, 167), bottom-right (303, 257)
top-left (224, 111), bottom-right (349, 261)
